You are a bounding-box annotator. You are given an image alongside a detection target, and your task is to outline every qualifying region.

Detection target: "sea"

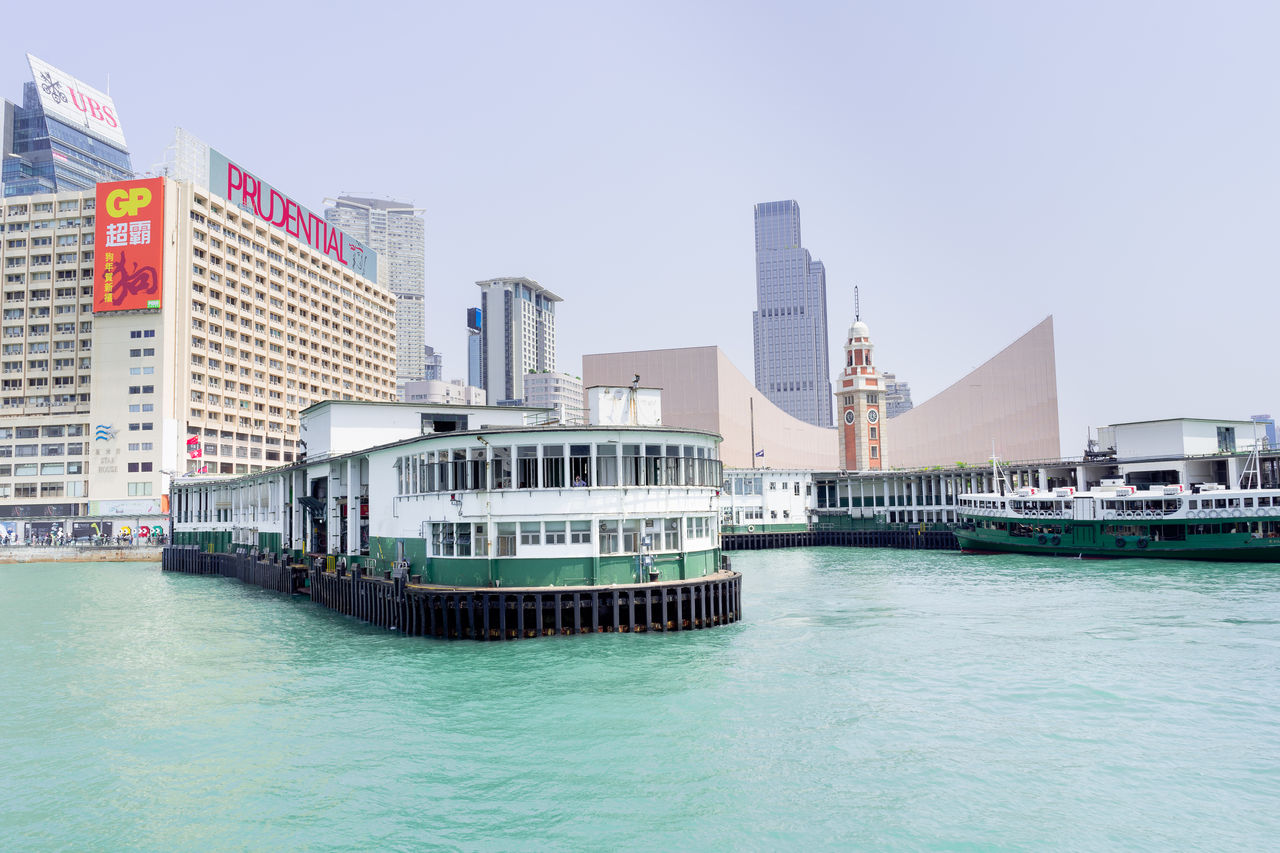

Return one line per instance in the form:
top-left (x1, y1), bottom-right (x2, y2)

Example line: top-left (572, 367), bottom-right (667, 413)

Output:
top-left (3, 549), bottom-right (1279, 851)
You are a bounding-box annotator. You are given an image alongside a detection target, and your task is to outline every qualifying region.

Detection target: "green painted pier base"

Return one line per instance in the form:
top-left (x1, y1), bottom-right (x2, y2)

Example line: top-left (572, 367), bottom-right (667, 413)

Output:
top-left (162, 546), bottom-right (742, 641)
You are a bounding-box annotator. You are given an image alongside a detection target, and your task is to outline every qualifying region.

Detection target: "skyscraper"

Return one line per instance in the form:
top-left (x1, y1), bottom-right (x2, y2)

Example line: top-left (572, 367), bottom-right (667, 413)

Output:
top-left (2, 55), bottom-right (132, 198)
top-left (466, 307), bottom-right (482, 389)
top-left (475, 277), bottom-right (559, 404)
top-left (324, 196), bottom-right (425, 396)
top-left (752, 200), bottom-right (833, 427)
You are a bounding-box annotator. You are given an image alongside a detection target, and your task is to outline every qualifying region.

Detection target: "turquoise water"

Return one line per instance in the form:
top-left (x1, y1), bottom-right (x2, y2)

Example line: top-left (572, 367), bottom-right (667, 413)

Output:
top-left (3, 550), bottom-right (1280, 851)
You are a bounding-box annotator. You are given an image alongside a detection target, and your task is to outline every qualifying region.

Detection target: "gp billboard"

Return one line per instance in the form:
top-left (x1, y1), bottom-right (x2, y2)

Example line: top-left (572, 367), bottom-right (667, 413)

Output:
top-left (94, 178), bottom-right (164, 312)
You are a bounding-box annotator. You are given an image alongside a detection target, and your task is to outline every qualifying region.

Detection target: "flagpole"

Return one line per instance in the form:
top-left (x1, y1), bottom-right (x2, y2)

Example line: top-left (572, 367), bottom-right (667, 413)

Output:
top-left (750, 397), bottom-right (756, 469)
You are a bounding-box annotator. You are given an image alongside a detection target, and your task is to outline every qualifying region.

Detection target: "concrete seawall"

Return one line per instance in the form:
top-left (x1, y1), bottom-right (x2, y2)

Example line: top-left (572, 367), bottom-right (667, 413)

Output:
top-left (0, 546), bottom-right (163, 564)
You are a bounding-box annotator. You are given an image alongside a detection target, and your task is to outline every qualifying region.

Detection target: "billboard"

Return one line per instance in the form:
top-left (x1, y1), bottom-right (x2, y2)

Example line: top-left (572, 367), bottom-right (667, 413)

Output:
top-left (26, 54), bottom-right (127, 149)
top-left (94, 178), bottom-right (165, 312)
top-left (208, 149), bottom-right (377, 281)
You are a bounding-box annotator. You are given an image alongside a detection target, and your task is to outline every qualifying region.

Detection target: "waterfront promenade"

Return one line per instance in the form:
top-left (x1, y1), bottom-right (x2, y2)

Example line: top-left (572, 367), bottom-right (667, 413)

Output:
top-left (0, 544), bottom-right (163, 564)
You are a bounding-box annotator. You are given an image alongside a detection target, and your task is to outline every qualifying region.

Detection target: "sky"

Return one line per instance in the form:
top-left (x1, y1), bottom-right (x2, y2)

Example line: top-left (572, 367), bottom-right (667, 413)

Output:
top-left (8, 1), bottom-right (1278, 455)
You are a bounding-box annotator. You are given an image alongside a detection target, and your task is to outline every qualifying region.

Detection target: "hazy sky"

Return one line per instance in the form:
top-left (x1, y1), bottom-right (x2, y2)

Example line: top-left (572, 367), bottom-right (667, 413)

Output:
top-left (9, 1), bottom-right (1278, 454)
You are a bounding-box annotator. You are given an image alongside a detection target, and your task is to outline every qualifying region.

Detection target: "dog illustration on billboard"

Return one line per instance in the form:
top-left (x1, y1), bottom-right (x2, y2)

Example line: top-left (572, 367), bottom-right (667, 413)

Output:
top-left (114, 251), bottom-right (159, 299)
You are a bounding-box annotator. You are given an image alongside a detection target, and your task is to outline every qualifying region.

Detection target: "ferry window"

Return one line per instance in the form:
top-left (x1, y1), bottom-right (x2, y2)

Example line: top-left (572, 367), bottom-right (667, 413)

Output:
top-left (1187, 500), bottom-right (1197, 510)
top-left (595, 444), bottom-right (618, 486)
top-left (1215, 499), bottom-right (1227, 509)
top-left (695, 447), bottom-right (708, 486)
top-left (664, 518), bottom-right (680, 550)
top-left (664, 445), bottom-right (681, 485)
top-left (430, 523), bottom-right (442, 554)
top-left (517, 445), bottom-right (538, 489)
top-left (469, 449), bottom-right (486, 490)
top-left (569, 444), bottom-right (591, 486)
top-left (1244, 498), bottom-right (1255, 508)
top-left (424, 453), bottom-right (436, 492)
top-left (496, 523), bottom-right (517, 556)
top-left (645, 445), bottom-right (662, 485)
top-left (795, 483), bottom-right (801, 496)
top-left (520, 522), bottom-right (541, 546)
top-left (599, 520), bottom-right (619, 553)
top-left (621, 444), bottom-right (642, 486)
top-left (544, 521), bottom-right (566, 545)
top-left (622, 519), bottom-right (641, 552)
top-left (542, 444), bottom-right (565, 489)
top-left (1261, 497), bottom-right (1272, 508)
top-left (682, 446), bottom-right (696, 484)
top-left (492, 447), bottom-right (511, 489)
top-left (570, 520), bottom-right (591, 544)
top-left (473, 524), bottom-right (489, 556)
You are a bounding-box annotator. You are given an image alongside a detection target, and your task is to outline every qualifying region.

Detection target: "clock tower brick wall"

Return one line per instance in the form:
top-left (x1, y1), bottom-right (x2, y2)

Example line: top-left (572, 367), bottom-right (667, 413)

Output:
top-left (836, 320), bottom-right (882, 471)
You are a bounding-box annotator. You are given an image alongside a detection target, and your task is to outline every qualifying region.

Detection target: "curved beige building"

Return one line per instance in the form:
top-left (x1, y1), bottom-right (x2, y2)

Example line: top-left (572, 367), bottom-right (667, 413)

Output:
top-left (583, 316), bottom-right (1059, 472)
top-left (882, 316), bottom-right (1059, 468)
top-left (583, 346), bottom-right (839, 469)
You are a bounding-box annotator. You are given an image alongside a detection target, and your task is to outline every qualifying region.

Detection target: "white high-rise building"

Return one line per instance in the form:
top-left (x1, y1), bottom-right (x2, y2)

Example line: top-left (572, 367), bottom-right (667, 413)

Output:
top-left (475, 277), bottom-right (559, 404)
top-left (522, 371), bottom-right (585, 424)
top-left (324, 196), bottom-right (425, 397)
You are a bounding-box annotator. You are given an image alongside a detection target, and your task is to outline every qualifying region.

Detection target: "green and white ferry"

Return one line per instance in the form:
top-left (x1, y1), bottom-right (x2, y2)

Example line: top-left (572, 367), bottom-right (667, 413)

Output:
top-left (956, 477), bottom-right (1280, 561)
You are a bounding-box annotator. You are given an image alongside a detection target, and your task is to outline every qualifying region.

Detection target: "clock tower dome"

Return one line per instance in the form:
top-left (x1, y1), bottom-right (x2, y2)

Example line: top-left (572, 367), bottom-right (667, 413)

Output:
top-left (836, 301), bottom-right (882, 471)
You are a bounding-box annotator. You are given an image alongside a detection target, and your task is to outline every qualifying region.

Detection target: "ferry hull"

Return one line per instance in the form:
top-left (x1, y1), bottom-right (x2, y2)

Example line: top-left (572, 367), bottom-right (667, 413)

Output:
top-left (955, 531), bottom-right (1280, 563)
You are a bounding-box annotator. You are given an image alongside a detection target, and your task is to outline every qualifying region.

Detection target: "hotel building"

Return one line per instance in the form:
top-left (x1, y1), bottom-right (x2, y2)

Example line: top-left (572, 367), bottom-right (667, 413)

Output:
top-left (0, 164), bottom-right (397, 538)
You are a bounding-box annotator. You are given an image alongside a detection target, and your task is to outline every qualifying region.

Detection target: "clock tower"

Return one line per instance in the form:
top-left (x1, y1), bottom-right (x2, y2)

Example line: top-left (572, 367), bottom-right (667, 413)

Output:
top-left (836, 305), bottom-right (882, 471)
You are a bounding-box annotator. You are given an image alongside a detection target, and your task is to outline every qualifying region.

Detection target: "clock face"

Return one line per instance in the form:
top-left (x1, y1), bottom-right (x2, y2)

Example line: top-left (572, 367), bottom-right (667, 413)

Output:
top-left (844, 410), bottom-right (855, 425)
top-left (867, 409), bottom-right (879, 424)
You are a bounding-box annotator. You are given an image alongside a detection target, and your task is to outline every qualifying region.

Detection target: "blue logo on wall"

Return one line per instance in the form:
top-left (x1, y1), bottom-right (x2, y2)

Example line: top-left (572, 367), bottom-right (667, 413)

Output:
top-left (94, 424), bottom-right (116, 441)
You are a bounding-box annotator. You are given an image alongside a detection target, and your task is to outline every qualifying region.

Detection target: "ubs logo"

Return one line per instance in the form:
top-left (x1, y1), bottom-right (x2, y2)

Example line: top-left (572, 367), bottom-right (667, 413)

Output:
top-left (38, 70), bottom-right (67, 105)
top-left (106, 187), bottom-right (153, 218)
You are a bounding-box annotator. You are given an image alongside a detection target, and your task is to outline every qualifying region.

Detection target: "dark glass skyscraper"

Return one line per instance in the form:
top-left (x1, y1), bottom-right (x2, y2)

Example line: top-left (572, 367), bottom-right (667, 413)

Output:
top-left (752, 200), bottom-right (833, 426)
top-left (2, 56), bottom-right (132, 198)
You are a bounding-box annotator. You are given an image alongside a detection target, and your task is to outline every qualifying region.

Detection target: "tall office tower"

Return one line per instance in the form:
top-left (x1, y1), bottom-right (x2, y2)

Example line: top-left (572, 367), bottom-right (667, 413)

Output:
top-left (882, 371), bottom-right (914, 418)
top-left (422, 345), bottom-right (443, 381)
top-left (2, 55), bottom-right (132, 198)
top-left (324, 196), bottom-right (425, 397)
top-left (475, 278), bottom-right (560, 405)
top-left (466, 307), bottom-right (482, 389)
top-left (751, 200), bottom-right (833, 427)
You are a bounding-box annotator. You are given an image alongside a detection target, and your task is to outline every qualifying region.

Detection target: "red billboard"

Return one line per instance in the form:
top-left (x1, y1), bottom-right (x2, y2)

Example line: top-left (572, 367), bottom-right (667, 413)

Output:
top-left (94, 178), bottom-right (164, 312)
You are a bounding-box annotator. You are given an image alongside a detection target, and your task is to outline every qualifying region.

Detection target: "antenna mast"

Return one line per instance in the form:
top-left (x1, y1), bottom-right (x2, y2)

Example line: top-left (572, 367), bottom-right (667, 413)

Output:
top-left (854, 286), bottom-right (860, 322)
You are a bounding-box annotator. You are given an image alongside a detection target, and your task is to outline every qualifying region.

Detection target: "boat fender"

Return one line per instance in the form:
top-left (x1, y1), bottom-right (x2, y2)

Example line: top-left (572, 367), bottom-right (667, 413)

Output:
top-left (1050, 535), bottom-right (1061, 546)
top-left (1037, 534), bottom-right (1047, 545)
top-left (746, 525), bottom-right (755, 533)
top-left (1143, 510), bottom-right (1154, 518)
top-left (1115, 537), bottom-right (1126, 548)
top-left (1137, 538), bottom-right (1149, 549)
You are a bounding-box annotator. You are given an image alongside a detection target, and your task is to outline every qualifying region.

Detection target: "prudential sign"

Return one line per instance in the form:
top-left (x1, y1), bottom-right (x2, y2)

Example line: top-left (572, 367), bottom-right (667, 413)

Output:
top-left (209, 149), bottom-right (377, 282)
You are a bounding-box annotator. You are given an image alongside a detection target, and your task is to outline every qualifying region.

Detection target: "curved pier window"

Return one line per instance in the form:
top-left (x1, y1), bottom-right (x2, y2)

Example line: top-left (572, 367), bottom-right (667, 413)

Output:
top-left (599, 519), bottom-right (619, 554)
top-left (492, 447), bottom-right (511, 489)
top-left (569, 444), bottom-right (591, 486)
top-left (543, 521), bottom-right (566, 544)
top-left (517, 445), bottom-right (538, 489)
top-left (496, 523), bottom-right (517, 556)
top-left (622, 444), bottom-right (641, 486)
top-left (542, 444), bottom-right (565, 489)
top-left (570, 520), bottom-right (591, 544)
top-left (595, 444), bottom-right (618, 486)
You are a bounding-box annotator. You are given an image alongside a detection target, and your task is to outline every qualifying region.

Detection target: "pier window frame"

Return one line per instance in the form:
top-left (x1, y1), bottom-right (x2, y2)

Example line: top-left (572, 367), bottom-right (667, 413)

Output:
top-left (598, 519), bottom-right (619, 554)
top-left (542, 444), bottom-right (565, 489)
top-left (496, 522), bottom-right (517, 556)
top-left (570, 520), bottom-right (591, 545)
top-left (491, 447), bottom-right (512, 490)
top-left (569, 444), bottom-right (591, 487)
top-left (520, 521), bottom-right (541, 546)
top-left (595, 444), bottom-right (618, 486)
top-left (621, 444), bottom-right (642, 486)
top-left (517, 445), bottom-right (538, 490)
top-left (544, 521), bottom-right (566, 545)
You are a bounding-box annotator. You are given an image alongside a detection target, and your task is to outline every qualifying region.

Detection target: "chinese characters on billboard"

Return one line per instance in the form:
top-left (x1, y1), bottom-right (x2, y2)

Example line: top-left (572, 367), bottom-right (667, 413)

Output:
top-left (94, 178), bottom-right (164, 312)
